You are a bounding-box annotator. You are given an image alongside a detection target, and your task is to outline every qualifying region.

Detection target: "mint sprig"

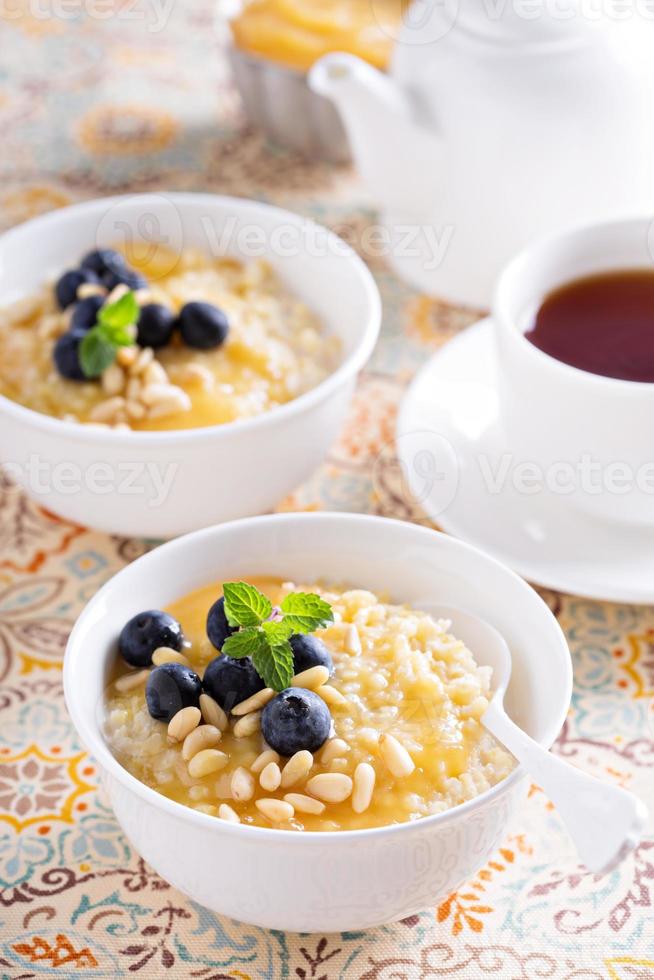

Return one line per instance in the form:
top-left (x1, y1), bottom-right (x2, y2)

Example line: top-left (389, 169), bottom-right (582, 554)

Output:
top-left (79, 290), bottom-right (139, 379)
top-left (221, 582), bottom-right (334, 692)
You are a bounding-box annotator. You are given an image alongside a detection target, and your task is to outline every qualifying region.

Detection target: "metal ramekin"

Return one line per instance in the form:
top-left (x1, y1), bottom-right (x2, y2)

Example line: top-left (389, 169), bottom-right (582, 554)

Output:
top-left (229, 46), bottom-right (351, 164)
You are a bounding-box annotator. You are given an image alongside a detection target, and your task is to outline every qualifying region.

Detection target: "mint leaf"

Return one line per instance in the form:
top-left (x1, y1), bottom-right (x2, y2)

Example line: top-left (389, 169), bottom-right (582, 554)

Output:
top-left (281, 592), bottom-right (334, 633)
top-left (262, 620), bottom-right (294, 644)
top-left (252, 638), bottom-right (294, 691)
top-left (99, 290), bottom-right (139, 332)
top-left (221, 628), bottom-right (264, 660)
top-left (223, 582), bottom-right (272, 628)
top-left (79, 330), bottom-right (117, 379)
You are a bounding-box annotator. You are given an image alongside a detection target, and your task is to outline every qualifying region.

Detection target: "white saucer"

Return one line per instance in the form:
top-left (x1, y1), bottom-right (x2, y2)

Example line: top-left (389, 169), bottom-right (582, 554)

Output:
top-left (397, 318), bottom-right (654, 604)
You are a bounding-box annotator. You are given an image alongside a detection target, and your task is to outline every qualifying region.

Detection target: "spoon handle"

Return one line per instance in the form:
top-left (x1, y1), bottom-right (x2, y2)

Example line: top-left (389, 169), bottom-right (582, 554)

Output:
top-left (483, 700), bottom-right (648, 874)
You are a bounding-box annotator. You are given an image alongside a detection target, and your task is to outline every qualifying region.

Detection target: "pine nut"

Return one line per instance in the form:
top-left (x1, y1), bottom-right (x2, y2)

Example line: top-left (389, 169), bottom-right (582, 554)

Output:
top-left (167, 706), bottom-right (201, 743)
top-left (256, 798), bottom-right (294, 822)
top-left (77, 282), bottom-right (106, 299)
top-left (188, 749), bottom-right (228, 778)
top-left (219, 803), bottom-right (240, 823)
top-left (143, 360), bottom-right (168, 386)
top-left (182, 724), bottom-right (222, 761)
top-left (126, 399), bottom-right (146, 420)
top-left (89, 396), bottom-right (126, 423)
top-left (141, 382), bottom-right (186, 406)
top-left (194, 803), bottom-right (217, 816)
top-left (233, 711), bottom-right (261, 738)
top-left (115, 669), bottom-right (149, 692)
top-left (101, 362), bottom-right (125, 396)
top-left (189, 785), bottom-right (209, 801)
top-left (117, 346), bottom-right (138, 368)
top-left (291, 666), bottom-right (330, 690)
top-left (283, 793), bottom-right (326, 815)
top-left (107, 283), bottom-right (129, 304)
top-left (320, 738), bottom-right (350, 764)
top-left (231, 766), bottom-right (255, 801)
top-left (352, 763), bottom-right (376, 813)
top-left (379, 733), bottom-right (415, 777)
top-left (129, 346), bottom-right (154, 375)
top-left (305, 773), bottom-right (353, 804)
top-left (147, 392), bottom-right (192, 419)
top-left (200, 693), bottom-right (228, 731)
top-left (344, 624), bottom-right (362, 655)
top-left (280, 750), bottom-right (313, 788)
top-left (250, 749), bottom-right (280, 774)
top-left (259, 761), bottom-right (282, 792)
top-left (232, 687), bottom-right (275, 716)
top-left (174, 362), bottom-right (213, 387)
top-left (126, 376), bottom-right (142, 400)
top-left (316, 684), bottom-right (347, 707)
top-left (152, 647), bottom-right (190, 668)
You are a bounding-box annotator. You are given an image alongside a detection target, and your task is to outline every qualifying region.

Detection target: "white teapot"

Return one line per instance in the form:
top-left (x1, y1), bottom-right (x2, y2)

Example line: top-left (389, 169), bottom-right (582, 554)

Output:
top-left (309, 0), bottom-right (654, 307)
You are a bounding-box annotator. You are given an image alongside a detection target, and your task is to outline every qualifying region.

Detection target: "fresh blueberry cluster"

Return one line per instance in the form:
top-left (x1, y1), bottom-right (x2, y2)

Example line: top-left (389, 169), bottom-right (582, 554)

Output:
top-left (54, 247), bottom-right (230, 381)
top-left (118, 596), bottom-right (335, 757)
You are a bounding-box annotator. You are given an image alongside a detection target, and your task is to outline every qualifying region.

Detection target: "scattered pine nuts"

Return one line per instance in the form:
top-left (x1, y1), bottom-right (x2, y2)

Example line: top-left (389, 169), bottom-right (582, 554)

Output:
top-left (77, 282), bottom-right (107, 299)
top-left (320, 738), bottom-right (350, 765)
top-left (167, 706), bottom-right (201, 743)
top-left (283, 793), bottom-right (326, 815)
top-left (182, 724), bottom-right (222, 761)
top-left (280, 750), bottom-right (313, 788)
top-left (188, 749), bottom-right (228, 779)
top-left (152, 647), bottom-right (191, 668)
top-left (344, 624), bottom-right (362, 655)
top-left (316, 684), bottom-right (347, 707)
top-left (232, 687), bottom-right (275, 716)
top-left (200, 693), bottom-right (228, 731)
top-left (291, 665), bottom-right (330, 690)
top-left (116, 346), bottom-right (138, 368)
top-left (250, 749), bottom-right (280, 775)
top-left (259, 761), bottom-right (282, 792)
top-left (115, 669), bottom-right (149, 693)
top-left (256, 798), bottom-right (295, 822)
top-left (231, 766), bottom-right (255, 801)
top-left (352, 763), bottom-right (376, 813)
top-left (107, 283), bottom-right (129, 304)
top-left (379, 733), bottom-right (415, 778)
top-left (219, 803), bottom-right (240, 824)
top-left (89, 396), bottom-right (126, 424)
top-left (233, 711), bottom-right (261, 738)
top-left (305, 772), bottom-right (353, 804)
top-left (130, 346), bottom-right (153, 375)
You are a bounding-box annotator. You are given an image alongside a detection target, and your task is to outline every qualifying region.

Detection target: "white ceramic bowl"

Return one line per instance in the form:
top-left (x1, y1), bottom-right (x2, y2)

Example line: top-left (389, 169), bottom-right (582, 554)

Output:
top-left (64, 512), bottom-right (572, 932)
top-left (0, 193), bottom-right (380, 537)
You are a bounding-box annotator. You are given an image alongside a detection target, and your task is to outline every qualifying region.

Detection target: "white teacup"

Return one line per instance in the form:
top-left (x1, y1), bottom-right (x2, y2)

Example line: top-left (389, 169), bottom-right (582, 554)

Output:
top-left (494, 217), bottom-right (654, 526)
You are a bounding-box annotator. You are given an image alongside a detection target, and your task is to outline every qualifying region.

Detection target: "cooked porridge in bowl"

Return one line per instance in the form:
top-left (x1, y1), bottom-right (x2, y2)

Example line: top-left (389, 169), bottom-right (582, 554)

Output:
top-left (0, 245), bottom-right (339, 431)
top-left (104, 578), bottom-right (515, 831)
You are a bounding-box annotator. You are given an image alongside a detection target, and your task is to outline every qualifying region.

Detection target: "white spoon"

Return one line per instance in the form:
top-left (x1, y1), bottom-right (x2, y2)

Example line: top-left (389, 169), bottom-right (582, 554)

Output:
top-left (425, 603), bottom-right (648, 874)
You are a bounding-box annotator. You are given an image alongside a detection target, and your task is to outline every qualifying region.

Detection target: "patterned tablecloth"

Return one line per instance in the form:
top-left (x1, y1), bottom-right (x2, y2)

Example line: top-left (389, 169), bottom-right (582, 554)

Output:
top-left (0, 3), bottom-right (653, 978)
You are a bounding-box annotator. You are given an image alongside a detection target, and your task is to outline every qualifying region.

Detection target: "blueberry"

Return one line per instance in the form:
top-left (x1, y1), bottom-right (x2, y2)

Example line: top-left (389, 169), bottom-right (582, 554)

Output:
top-left (202, 654), bottom-right (263, 712)
top-left (137, 303), bottom-right (176, 349)
top-left (81, 248), bottom-right (127, 279)
top-left (206, 596), bottom-right (237, 652)
top-left (70, 295), bottom-right (104, 332)
top-left (146, 663), bottom-right (202, 722)
top-left (178, 302), bottom-right (229, 350)
top-left (55, 269), bottom-right (102, 310)
top-left (290, 634), bottom-right (334, 676)
top-left (53, 329), bottom-right (86, 380)
top-left (261, 688), bottom-right (331, 756)
top-left (119, 609), bottom-right (184, 668)
top-left (104, 266), bottom-right (148, 291)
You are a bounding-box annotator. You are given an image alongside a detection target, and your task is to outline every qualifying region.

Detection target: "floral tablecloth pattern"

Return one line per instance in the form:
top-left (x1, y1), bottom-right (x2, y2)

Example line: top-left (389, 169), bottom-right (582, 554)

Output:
top-left (0, 3), bottom-right (653, 978)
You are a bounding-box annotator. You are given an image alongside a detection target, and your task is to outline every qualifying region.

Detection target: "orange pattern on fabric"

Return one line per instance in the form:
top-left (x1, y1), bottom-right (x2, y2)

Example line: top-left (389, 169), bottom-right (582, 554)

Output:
top-left (13, 934), bottom-right (98, 968)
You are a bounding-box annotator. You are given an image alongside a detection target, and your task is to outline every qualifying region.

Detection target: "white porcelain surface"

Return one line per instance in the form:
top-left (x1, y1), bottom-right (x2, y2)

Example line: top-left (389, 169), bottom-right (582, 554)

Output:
top-left (309, 0), bottom-right (654, 306)
top-left (494, 216), bottom-right (654, 527)
top-left (397, 319), bottom-right (654, 603)
top-left (0, 193), bottom-right (380, 537)
top-left (63, 512), bottom-right (571, 932)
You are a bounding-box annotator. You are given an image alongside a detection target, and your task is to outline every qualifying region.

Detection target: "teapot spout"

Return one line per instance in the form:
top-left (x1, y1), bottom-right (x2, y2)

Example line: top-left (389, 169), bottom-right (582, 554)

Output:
top-left (309, 54), bottom-right (440, 214)
top-left (309, 53), bottom-right (411, 123)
